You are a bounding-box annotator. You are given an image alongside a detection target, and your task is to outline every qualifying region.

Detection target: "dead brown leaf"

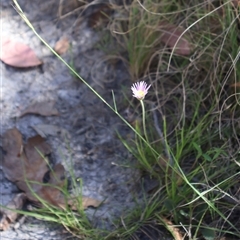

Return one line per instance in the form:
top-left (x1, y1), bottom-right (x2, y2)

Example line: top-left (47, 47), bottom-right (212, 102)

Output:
top-left (0, 193), bottom-right (27, 231)
top-left (232, 0), bottom-right (240, 7)
top-left (37, 163), bottom-right (101, 210)
top-left (20, 135), bottom-right (52, 199)
top-left (2, 128), bottom-right (51, 201)
top-left (34, 163), bottom-right (67, 207)
top-left (159, 22), bottom-right (191, 56)
top-left (20, 100), bottom-right (59, 117)
top-left (81, 197), bottom-right (102, 209)
top-left (230, 82), bottom-right (240, 88)
top-left (2, 128), bottom-right (101, 225)
top-left (162, 217), bottom-right (184, 240)
top-left (0, 36), bottom-right (42, 67)
top-left (2, 128), bottom-right (63, 206)
top-left (30, 165), bottom-right (102, 210)
top-left (87, 4), bottom-right (112, 28)
top-left (32, 124), bottom-right (70, 138)
top-left (2, 128), bottom-right (25, 182)
top-left (54, 37), bottom-right (69, 55)
top-left (67, 196), bottom-right (102, 210)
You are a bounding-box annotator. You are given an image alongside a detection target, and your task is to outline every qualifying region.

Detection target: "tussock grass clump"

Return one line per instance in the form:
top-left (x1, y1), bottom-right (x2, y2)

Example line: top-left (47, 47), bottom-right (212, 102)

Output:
top-left (109, 0), bottom-right (240, 239)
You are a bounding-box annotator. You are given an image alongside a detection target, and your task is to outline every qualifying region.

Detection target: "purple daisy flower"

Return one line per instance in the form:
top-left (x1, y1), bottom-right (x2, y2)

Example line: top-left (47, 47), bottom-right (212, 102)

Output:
top-left (131, 81), bottom-right (151, 100)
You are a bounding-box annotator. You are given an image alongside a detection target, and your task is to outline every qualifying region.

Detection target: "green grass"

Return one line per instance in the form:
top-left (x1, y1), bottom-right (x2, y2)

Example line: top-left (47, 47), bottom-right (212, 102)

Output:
top-left (9, 0), bottom-right (240, 239)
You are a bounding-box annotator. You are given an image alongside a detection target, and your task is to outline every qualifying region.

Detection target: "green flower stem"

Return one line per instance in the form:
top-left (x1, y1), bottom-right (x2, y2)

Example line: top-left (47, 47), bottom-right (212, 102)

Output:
top-left (140, 100), bottom-right (149, 144)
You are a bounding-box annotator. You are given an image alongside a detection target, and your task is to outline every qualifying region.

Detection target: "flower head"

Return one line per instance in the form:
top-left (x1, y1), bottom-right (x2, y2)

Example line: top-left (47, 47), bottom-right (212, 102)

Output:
top-left (131, 81), bottom-right (151, 101)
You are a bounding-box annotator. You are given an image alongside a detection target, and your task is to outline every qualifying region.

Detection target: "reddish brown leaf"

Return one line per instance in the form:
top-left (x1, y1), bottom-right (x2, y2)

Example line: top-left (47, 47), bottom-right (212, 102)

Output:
top-left (81, 197), bottom-right (102, 209)
top-left (2, 128), bottom-right (25, 182)
top-left (67, 196), bottom-right (102, 210)
top-left (159, 22), bottom-right (191, 56)
top-left (2, 128), bottom-right (101, 219)
top-left (54, 37), bottom-right (69, 55)
top-left (2, 128), bottom-right (51, 201)
top-left (20, 100), bottom-right (59, 117)
top-left (232, 0), bottom-right (240, 7)
top-left (21, 136), bottom-right (52, 202)
top-left (2, 128), bottom-right (63, 207)
top-left (24, 135), bottom-right (51, 161)
top-left (2, 127), bottom-right (23, 158)
top-left (230, 83), bottom-right (240, 88)
top-left (87, 4), bottom-right (112, 28)
top-left (0, 36), bottom-right (42, 67)
top-left (35, 164), bottom-right (102, 209)
top-left (23, 135), bottom-right (51, 186)
top-left (2, 128), bottom-right (64, 207)
top-left (38, 163), bottom-right (102, 209)
top-left (34, 163), bottom-right (67, 207)
top-left (48, 164), bottom-right (65, 187)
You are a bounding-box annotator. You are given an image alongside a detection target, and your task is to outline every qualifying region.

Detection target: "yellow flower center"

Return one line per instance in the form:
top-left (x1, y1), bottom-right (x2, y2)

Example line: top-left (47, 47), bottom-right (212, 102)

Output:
top-left (137, 90), bottom-right (145, 97)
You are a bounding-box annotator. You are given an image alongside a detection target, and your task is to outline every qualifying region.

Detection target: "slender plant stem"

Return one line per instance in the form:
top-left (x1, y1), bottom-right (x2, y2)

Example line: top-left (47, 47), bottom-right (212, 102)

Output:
top-left (12, 0), bottom-right (159, 156)
top-left (140, 100), bottom-right (149, 144)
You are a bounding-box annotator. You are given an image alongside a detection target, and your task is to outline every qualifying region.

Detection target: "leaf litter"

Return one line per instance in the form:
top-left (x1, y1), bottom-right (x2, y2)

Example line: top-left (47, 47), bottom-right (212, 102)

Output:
top-left (0, 193), bottom-right (27, 231)
top-left (31, 124), bottom-right (70, 139)
top-left (20, 100), bottom-right (59, 117)
top-left (159, 22), bottom-right (192, 56)
top-left (0, 128), bottom-right (101, 230)
top-left (0, 36), bottom-right (42, 67)
top-left (54, 36), bottom-right (70, 55)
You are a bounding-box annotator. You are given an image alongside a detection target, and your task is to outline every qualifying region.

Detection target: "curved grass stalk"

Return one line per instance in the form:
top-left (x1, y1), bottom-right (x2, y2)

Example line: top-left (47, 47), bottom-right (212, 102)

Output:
top-left (13, 0), bottom-right (158, 157)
